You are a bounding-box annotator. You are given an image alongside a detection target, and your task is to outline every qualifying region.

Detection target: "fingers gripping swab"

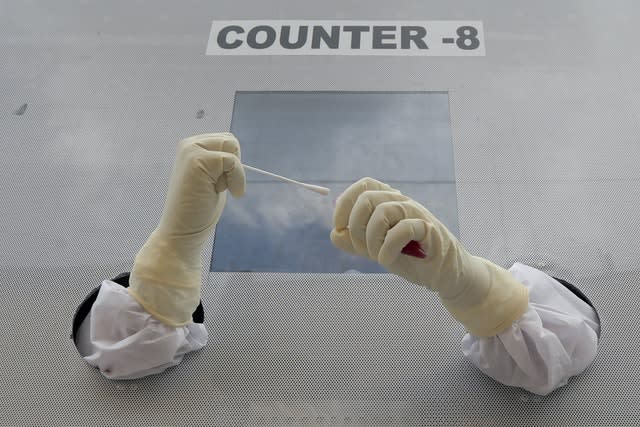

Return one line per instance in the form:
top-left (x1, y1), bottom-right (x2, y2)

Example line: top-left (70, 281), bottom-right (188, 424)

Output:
top-left (242, 164), bottom-right (330, 196)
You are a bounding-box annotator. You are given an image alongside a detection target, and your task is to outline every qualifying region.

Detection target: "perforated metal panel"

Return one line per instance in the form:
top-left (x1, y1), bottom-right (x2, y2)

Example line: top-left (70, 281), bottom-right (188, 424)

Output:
top-left (1, 0), bottom-right (639, 425)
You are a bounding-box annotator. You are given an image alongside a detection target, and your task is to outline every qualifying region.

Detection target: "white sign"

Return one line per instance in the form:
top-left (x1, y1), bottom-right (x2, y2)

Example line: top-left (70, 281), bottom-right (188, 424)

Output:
top-left (206, 20), bottom-right (485, 56)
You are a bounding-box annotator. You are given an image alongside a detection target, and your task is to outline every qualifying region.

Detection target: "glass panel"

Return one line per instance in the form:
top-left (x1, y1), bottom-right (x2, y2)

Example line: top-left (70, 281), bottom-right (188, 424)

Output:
top-left (212, 91), bottom-right (457, 272)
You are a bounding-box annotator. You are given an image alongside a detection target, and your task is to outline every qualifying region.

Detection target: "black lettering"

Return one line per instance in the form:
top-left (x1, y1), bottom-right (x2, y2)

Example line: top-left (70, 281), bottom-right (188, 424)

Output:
top-left (280, 25), bottom-right (308, 49)
top-left (217, 25), bottom-right (244, 49)
top-left (343, 26), bottom-right (370, 49)
top-left (247, 25), bottom-right (276, 49)
top-left (456, 26), bottom-right (480, 50)
top-left (311, 25), bottom-right (340, 49)
top-left (401, 26), bottom-right (428, 49)
top-left (373, 26), bottom-right (396, 49)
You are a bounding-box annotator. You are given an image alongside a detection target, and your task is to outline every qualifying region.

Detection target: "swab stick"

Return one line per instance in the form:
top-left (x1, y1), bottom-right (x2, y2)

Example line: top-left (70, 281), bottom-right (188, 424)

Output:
top-left (243, 164), bottom-right (330, 196)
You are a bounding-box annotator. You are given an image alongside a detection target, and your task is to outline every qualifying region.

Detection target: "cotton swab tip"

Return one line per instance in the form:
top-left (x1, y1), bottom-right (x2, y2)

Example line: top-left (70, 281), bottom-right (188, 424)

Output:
top-left (304, 184), bottom-right (331, 196)
top-left (243, 163), bottom-right (329, 196)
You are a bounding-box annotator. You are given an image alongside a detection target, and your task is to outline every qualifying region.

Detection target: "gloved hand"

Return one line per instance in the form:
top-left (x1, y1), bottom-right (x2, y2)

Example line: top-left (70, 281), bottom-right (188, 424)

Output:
top-left (128, 133), bottom-right (246, 326)
top-left (330, 177), bottom-right (528, 337)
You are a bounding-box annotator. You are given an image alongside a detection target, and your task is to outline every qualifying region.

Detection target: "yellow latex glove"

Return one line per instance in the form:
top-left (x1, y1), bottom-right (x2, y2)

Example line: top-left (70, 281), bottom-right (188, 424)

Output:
top-left (330, 177), bottom-right (528, 337)
top-left (128, 133), bottom-right (246, 326)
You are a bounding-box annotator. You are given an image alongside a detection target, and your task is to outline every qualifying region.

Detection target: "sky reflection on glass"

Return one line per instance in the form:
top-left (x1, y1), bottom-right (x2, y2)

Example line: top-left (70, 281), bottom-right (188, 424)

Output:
top-left (212, 92), bottom-right (457, 272)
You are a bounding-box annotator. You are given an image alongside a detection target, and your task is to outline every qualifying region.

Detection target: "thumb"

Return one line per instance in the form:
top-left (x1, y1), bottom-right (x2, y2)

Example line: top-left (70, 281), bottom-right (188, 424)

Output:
top-left (330, 228), bottom-right (358, 256)
top-left (205, 152), bottom-right (246, 197)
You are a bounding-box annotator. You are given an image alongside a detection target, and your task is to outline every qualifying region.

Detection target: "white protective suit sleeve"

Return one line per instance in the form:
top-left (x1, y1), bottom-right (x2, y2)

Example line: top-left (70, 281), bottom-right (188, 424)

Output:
top-left (77, 280), bottom-right (208, 380)
top-left (462, 263), bottom-right (600, 396)
top-left (78, 264), bottom-right (600, 387)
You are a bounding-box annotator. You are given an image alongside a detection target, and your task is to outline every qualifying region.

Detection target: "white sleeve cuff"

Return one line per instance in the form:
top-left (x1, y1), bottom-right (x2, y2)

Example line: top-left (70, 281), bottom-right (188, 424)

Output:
top-left (461, 263), bottom-right (600, 396)
top-left (78, 280), bottom-right (208, 379)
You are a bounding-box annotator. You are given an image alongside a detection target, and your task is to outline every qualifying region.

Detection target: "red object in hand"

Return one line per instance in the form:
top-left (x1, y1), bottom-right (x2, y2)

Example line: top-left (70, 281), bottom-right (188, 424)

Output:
top-left (401, 240), bottom-right (426, 258)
